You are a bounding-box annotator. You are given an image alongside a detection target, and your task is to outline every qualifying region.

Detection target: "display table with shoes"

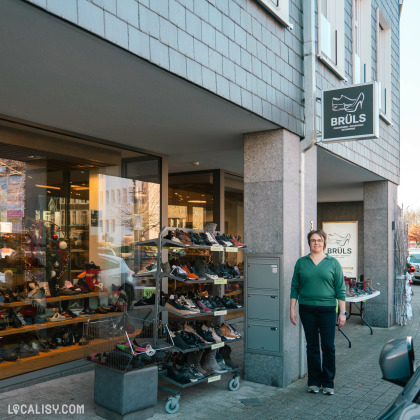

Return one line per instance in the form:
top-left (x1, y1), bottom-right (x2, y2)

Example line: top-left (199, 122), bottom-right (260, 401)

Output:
top-left (338, 290), bottom-right (381, 348)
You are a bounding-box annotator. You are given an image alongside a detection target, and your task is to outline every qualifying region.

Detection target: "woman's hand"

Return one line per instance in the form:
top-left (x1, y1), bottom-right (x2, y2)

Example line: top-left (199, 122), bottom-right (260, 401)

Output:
top-left (290, 309), bottom-right (298, 325)
top-left (338, 314), bottom-right (346, 328)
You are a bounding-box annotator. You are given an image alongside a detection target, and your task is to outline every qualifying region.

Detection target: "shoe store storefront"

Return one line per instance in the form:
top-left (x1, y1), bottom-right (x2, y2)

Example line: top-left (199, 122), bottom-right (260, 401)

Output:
top-left (0, 0), bottom-right (399, 404)
top-left (0, 120), bottom-right (250, 390)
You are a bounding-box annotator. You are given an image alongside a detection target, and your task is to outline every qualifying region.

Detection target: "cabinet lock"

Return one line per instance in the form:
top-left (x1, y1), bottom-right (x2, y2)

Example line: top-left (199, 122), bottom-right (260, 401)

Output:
top-left (271, 327), bottom-right (278, 331)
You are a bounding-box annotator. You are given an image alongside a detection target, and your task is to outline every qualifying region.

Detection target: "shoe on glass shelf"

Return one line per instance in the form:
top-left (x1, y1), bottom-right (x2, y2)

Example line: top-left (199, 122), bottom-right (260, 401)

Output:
top-left (18, 342), bottom-right (39, 358)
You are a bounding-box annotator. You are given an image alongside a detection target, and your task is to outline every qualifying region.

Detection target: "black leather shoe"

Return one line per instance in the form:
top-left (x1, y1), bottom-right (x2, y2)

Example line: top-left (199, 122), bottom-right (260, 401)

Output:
top-left (167, 366), bottom-right (191, 384)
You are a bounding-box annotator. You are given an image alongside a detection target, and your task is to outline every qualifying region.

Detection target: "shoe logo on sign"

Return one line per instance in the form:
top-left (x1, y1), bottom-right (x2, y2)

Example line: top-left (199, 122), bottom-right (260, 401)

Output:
top-left (327, 233), bottom-right (351, 246)
top-left (332, 92), bottom-right (364, 113)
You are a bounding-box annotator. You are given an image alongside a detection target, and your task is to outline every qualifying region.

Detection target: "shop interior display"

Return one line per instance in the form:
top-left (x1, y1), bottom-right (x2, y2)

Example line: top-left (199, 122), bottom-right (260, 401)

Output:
top-left (133, 225), bottom-right (244, 414)
top-left (0, 220), bottom-right (133, 380)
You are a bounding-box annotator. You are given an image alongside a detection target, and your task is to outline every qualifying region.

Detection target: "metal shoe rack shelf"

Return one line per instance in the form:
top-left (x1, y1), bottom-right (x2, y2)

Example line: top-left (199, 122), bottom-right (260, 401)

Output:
top-left (133, 226), bottom-right (245, 414)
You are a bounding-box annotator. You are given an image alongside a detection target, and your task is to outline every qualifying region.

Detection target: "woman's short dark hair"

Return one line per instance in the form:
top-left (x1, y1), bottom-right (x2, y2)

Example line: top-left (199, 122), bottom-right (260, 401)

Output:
top-left (307, 229), bottom-right (327, 250)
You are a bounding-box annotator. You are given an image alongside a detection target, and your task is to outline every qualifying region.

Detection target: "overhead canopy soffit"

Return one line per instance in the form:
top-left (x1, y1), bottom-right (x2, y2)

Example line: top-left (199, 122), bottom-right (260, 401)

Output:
top-left (0, 0), bottom-right (277, 175)
top-left (0, 0), bottom-right (383, 197)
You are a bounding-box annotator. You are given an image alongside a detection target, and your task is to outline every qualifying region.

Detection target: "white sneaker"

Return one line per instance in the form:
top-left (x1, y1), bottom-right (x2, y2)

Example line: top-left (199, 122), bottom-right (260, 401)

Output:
top-left (205, 232), bottom-right (219, 245)
top-left (323, 387), bottom-right (334, 395)
top-left (308, 385), bottom-right (321, 393)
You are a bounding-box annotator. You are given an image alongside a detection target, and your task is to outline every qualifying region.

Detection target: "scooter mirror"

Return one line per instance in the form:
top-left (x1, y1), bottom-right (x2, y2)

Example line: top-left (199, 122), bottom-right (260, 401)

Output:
top-left (379, 337), bottom-right (415, 387)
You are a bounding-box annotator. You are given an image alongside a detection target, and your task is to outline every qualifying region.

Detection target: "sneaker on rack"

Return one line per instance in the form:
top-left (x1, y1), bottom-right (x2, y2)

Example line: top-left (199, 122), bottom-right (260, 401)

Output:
top-left (167, 366), bottom-right (191, 384)
top-left (227, 324), bottom-right (242, 339)
top-left (203, 266), bottom-right (218, 280)
top-left (179, 296), bottom-right (200, 313)
top-left (219, 234), bottom-right (234, 247)
top-left (170, 266), bottom-right (188, 280)
top-left (175, 229), bottom-right (192, 246)
top-left (185, 365), bottom-right (206, 381)
top-left (164, 297), bottom-right (193, 315)
top-left (172, 332), bottom-right (195, 350)
top-left (229, 234), bottom-right (246, 247)
top-left (204, 232), bottom-right (219, 246)
top-left (215, 233), bottom-right (227, 246)
top-left (191, 232), bottom-right (205, 246)
top-left (199, 232), bottom-right (212, 246)
top-left (181, 266), bottom-right (199, 280)
top-left (220, 324), bottom-right (237, 340)
top-left (189, 264), bottom-right (206, 280)
top-left (194, 299), bottom-right (212, 312)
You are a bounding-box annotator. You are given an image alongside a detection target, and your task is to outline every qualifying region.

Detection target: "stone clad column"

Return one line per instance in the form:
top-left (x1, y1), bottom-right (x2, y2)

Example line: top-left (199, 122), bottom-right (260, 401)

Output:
top-left (363, 180), bottom-right (397, 327)
top-left (243, 129), bottom-right (316, 387)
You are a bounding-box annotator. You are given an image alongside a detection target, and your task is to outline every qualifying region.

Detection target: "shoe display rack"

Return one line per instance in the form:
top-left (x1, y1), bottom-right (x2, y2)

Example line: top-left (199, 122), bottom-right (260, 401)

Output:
top-left (0, 290), bottom-right (129, 380)
top-left (133, 226), bottom-right (245, 414)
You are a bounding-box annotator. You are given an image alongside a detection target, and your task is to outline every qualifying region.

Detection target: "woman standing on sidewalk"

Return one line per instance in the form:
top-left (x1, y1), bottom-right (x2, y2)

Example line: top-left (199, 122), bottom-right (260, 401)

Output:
top-left (290, 229), bottom-right (346, 396)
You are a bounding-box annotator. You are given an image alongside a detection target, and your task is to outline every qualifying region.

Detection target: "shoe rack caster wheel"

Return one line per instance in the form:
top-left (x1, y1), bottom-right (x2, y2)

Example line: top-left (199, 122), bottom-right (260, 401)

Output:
top-left (228, 377), bottom-right (240, 391)
top-left (165, 398), bottom-right (180, 414)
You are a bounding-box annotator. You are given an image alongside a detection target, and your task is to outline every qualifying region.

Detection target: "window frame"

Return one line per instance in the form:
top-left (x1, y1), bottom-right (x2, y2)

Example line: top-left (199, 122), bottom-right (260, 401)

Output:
top-left (376, 7), bottom-right (392, 125)
top-left (317, 0), bottom-right (347, 81)
top-left (255, 0), bottom-right (293, 29)
top-left (352, 0), bottom-right (372, 84)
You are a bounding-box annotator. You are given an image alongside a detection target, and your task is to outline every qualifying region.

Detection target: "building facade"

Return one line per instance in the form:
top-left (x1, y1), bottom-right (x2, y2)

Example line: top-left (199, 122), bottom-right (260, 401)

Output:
top-left (0, 0), bottom-right (401, 388)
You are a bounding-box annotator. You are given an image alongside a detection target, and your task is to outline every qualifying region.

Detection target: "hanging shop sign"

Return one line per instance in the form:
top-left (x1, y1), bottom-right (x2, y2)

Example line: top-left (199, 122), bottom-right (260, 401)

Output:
top-left (322, 82), bottom-right (379, 142)
top-left (322, 221), bottom-right (358, 278)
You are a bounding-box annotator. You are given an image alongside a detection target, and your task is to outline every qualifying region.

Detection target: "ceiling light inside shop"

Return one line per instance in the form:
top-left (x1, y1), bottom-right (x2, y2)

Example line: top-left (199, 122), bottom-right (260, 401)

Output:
top-left (188, 200), bottom-right (206, 203)
top-left (27, 155), bottom-right (43, 159)
top-left (35, 184), bottom-right (60, 190)
top-left (71, 185), bottom-right (89, 190)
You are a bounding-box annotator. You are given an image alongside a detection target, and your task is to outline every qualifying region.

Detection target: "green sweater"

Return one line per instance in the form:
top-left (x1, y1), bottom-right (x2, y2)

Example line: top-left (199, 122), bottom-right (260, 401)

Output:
top-left (290, 254), bottom-right (346, 306)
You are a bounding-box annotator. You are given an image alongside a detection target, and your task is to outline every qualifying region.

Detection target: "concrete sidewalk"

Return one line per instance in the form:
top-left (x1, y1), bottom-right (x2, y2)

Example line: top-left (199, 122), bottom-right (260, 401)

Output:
top-left (1, 285), bottom-right (419, 420)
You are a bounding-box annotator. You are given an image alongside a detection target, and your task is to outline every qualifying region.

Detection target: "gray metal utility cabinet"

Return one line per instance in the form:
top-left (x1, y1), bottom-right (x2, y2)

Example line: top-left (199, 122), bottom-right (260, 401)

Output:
top-left (244, 254), bottom-right (297, 387)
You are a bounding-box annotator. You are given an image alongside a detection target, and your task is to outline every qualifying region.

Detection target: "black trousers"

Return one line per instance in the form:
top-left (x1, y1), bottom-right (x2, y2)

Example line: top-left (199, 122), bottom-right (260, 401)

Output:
top-left (299, 304), bottom-right (337, 388)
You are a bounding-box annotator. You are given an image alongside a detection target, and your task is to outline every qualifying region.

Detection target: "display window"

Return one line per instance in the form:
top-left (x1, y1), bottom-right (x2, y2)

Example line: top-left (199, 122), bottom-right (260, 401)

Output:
top-left (0, 125), bottom-right (161, 380)
top-left (168, 172), bottom-right (214, 229)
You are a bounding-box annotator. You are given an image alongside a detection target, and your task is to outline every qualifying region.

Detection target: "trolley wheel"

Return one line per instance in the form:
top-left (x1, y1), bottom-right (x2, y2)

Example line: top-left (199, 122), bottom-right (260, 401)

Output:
top-left (165, 398), bottom-right (180, 414)
top-left (228, 377), bottom-right (240, 391)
